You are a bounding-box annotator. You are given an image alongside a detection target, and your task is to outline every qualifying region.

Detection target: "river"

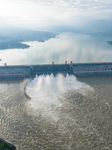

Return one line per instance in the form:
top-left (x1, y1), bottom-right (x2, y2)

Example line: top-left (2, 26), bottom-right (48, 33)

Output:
top-left (0, 32), bottom-right (112, 150)
top-left (0, 32), bottom-right (112, 65)
top-left (0, 75), bottom-right (112, 150)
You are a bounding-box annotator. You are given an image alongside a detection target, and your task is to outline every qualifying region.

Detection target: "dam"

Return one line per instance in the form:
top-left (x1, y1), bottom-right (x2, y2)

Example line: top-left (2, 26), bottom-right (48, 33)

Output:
top-left (0, 62), bottom-right (112, 80)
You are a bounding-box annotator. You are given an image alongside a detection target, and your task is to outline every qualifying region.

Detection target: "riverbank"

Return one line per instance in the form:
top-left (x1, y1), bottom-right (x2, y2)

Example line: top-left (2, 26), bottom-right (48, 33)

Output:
top-left (0, 138), bottom-right (16, 150)
top-left (107, 41), bottom-right (112, 45)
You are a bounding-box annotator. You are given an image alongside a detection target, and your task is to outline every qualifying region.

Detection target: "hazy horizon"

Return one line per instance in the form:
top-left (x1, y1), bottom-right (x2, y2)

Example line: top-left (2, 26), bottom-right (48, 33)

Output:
top-left (0, 0), bottom-right (112, 33)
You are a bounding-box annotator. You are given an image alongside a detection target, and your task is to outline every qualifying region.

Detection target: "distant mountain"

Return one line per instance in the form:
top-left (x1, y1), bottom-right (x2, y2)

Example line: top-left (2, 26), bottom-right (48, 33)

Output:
top-left (0, 27), bottom-right (57, 50)
top-left (107, 41), bottom-right (112, 45)
top-left (50, 20), bottom-right (112, 37)
top-left (0, 35), bottom-right (12, 43)
top-left (0, 41), bottom-right (30, 50)
top-left (0, 27), bottom-right (56, 41)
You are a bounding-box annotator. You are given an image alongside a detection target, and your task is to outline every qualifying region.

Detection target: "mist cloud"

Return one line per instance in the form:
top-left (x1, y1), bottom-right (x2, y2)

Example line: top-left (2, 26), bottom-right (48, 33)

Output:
top-left (0, 0), bottom-right (112, 31)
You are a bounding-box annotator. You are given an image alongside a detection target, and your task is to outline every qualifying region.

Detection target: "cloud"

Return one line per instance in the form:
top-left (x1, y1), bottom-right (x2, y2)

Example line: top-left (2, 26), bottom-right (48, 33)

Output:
top-left (0, 0), bottom-right (112, 30)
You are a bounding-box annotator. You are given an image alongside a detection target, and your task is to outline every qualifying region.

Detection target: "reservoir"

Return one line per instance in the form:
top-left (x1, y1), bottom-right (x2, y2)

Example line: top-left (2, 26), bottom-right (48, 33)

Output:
top-left (0, 32), bottom-right (112, 149)
top-left (0, 32), bottom-right (112, 65)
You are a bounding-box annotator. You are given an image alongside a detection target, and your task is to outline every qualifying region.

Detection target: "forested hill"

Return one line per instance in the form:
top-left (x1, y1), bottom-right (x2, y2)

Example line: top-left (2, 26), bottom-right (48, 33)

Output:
top-left (0, 28), bottom-right (57, 50)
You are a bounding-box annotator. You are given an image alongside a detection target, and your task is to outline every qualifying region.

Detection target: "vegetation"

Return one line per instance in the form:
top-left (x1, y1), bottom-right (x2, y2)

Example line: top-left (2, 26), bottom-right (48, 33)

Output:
top-left (0, 41), bottom-right (30, 50)
top-left (107, 41), bottom-right (112, 45)
top-left (0, 140), bottom-right (11, 150)
top-left (0, 28), bottom-right (57, 50)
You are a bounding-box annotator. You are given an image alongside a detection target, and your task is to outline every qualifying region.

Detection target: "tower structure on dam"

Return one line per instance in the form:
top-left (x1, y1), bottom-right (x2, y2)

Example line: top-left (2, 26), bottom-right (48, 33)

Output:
top-left (0, 62), bottom-right (112, 79)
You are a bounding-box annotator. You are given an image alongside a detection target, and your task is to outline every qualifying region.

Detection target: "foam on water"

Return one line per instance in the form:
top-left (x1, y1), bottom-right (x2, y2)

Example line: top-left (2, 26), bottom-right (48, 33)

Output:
top-left (25, 73), bottom-right (92, 122)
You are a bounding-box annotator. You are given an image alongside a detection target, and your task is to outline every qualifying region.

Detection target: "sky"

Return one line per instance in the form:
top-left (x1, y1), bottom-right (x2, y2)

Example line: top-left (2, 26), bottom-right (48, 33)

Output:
top-left (0, 0), bottom-right (112, 31)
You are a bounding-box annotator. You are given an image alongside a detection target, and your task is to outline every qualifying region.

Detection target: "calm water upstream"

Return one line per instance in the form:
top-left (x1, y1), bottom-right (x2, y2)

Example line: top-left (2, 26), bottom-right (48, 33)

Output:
top-left (0, 32), bottom-right (112, 65)
top-left (0, 32), bottom-right (112, 150)
top-left (0, 75), bottom-right (112, 150)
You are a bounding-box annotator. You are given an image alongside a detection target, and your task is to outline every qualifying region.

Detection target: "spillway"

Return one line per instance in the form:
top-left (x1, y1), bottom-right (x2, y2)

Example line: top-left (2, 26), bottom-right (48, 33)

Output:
top-left (0, 62), bottom-right (112, 80)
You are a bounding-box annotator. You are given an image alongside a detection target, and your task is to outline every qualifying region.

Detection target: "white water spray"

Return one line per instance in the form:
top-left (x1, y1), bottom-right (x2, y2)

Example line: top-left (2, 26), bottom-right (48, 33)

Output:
top-left (25, 73), bottom-right (92, 122)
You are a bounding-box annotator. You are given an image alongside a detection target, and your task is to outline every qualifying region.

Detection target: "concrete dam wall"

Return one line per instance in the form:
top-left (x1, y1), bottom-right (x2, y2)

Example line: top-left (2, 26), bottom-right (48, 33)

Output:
top-left (73, 62), bottom-right (112, 76)
top-left (0, 62), bottom-right (112, 80)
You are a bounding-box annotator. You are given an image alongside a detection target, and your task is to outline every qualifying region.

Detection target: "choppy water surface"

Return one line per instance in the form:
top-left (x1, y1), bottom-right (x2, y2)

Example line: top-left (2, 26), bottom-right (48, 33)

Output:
top-left (0, 75), bottom-right (112, 150)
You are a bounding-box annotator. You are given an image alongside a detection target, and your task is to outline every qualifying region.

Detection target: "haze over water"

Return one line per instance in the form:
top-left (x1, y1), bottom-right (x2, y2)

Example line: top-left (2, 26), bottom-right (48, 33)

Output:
top-left (0, 32), bottom-right (112, 65)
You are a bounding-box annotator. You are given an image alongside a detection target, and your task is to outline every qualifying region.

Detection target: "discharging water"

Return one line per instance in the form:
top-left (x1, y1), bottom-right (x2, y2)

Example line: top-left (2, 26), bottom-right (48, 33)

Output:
top-left (25, 74), bottom-right (92, 123)
top-left (0, 75), bottom-right (112, 150)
